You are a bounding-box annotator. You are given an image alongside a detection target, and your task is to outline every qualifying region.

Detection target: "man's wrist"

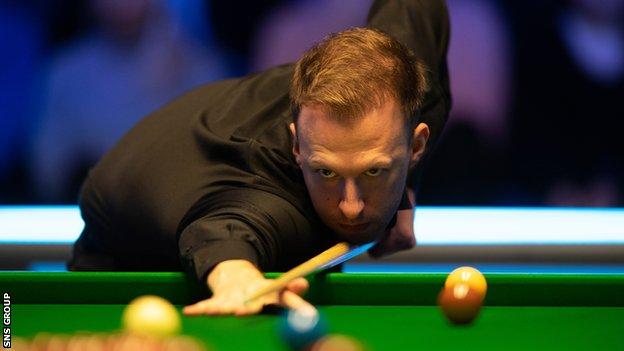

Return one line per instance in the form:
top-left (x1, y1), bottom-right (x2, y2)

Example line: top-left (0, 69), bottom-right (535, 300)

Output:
top-left (207, 259), bottom-right (263, 291)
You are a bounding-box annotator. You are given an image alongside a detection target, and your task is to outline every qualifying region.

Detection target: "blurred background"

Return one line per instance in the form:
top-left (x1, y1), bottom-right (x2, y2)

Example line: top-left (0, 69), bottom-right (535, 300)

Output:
top-left (0, 0), bottom-right (623, 207)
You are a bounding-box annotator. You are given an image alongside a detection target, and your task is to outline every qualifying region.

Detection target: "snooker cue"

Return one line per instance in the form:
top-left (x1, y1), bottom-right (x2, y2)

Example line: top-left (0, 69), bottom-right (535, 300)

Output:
top-left (245, 242), bottom-right (351, 303)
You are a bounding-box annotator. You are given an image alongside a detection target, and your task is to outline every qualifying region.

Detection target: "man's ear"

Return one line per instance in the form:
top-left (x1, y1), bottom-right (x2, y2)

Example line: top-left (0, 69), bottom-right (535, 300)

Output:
top-left (289, 122), bottom-right (302, 166)
top-left (410, 123), bottom-right (430, 167)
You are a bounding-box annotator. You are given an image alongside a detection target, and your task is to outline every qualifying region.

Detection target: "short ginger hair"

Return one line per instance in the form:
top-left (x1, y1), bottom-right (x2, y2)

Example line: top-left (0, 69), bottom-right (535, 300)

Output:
top-left (291, 27), bottom-right (429, 128)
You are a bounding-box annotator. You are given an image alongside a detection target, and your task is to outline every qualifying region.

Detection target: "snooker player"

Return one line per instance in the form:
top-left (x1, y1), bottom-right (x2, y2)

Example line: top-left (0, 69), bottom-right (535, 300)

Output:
top-left (68, 0), bottom-right (451, 315)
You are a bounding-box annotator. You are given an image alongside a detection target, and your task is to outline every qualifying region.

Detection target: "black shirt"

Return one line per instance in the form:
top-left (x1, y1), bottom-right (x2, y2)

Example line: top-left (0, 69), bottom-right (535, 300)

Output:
top-left (68, 0), bottom-right (451, 284)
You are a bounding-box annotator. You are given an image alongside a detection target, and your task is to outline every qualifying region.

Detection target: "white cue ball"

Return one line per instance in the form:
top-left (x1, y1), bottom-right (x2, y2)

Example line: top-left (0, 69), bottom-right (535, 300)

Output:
top-left (122, 295), bottom-right (181, 337)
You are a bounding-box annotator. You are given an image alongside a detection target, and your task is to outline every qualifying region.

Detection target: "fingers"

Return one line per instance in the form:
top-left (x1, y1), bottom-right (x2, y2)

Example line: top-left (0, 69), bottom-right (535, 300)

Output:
top-left (183, 278), bottom-right (312, 317)
top-left (183, 299), bottom-right (223, 316)
top-left (183, 295), bottom-right (263, 316)
top-left (369, 209), bottom-right (416, 258)
top-left (369, 230), bottom-right (416, 258)
top-left (234, 288), bottom-right (316, 316)
top-left (286, 277), bottom-right (309, 296)
top-left (368, 226), bottom-right (390, 258)
top-left (279, 290), bottom-right (317, 315)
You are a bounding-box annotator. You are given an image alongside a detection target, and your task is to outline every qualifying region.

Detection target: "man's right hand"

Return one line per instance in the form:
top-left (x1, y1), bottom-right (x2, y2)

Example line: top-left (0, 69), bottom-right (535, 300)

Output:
top-left (183, 260), bottom-right (314, 316)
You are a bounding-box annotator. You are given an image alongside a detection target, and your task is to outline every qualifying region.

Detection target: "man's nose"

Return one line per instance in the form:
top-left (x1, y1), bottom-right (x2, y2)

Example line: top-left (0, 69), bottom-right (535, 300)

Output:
top-left (338, 179), bottom-right (364, 221)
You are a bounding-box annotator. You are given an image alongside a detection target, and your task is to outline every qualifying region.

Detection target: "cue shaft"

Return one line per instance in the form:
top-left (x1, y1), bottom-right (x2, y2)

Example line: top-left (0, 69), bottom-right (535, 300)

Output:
top-left (245, 242), bottom-right (351, 303)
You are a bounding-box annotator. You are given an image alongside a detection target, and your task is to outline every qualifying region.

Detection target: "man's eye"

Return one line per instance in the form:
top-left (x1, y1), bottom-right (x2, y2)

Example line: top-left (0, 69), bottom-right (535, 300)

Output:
top-left (364, 168), bottom-right (382, 177)
top-left (318, 169), bottom-right (337, 178)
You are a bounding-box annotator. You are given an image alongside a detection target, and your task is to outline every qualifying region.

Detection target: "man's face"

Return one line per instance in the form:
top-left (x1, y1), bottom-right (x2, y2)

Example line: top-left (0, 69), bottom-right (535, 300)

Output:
top-left (290, 98), bottom-right (428, 244)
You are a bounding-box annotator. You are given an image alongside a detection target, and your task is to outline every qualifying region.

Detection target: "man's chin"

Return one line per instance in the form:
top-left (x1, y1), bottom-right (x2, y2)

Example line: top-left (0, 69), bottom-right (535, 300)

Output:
top-left (334, 227), bottom-right (381, 245)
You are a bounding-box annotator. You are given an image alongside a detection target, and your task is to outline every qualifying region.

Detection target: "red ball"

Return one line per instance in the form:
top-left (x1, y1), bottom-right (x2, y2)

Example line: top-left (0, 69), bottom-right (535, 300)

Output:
top-left (309, 334), bottom-right (366, 351)
top-left (437, 283), bottom-right (483, 324)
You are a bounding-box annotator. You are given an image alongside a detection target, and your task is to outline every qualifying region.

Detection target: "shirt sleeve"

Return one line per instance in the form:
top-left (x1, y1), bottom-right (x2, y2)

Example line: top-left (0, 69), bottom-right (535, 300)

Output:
top-left (367, 0), bottom-right (452, 189)
top-left (177, 216), bottom-right (263, 284)
top-left (67, 175), bottom-right (117, 270)
top-left (177, 188), bottom-right (328, 284)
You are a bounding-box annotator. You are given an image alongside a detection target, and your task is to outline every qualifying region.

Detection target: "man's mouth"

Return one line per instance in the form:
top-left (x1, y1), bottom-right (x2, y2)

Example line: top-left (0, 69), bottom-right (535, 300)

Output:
top-left (338, 222), bottom-right (370, 232)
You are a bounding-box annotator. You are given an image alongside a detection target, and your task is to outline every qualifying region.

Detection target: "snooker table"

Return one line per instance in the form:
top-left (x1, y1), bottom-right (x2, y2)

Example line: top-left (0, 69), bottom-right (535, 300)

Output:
top-left (2, 271), bottom-right (624, 350)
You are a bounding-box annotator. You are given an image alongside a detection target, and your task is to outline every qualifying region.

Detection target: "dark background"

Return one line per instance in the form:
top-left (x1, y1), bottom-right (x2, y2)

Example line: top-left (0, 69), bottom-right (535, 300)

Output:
top-left (1, 0), bottom-right (622, 207)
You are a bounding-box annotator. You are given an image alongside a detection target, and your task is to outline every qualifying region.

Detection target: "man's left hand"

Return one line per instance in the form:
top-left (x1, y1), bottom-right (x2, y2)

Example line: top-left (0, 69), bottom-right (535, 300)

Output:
top-left (368, 205), bottom-right (416, 258)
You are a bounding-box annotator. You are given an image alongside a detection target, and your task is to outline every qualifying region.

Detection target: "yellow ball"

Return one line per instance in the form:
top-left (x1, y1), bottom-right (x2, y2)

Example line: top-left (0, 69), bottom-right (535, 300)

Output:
top-left (445, 266), bottom-right (487, 298)
top-left (122, 295), bottom-right (181, 337)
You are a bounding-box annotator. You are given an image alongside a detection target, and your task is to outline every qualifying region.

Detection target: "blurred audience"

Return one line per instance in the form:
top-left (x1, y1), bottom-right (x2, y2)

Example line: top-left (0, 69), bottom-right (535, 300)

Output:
top-left (416, 0), bottom-right (512, 205)
top-left (208, 0), bottom-right (289, 75)
top-left (0, 2), bottom-right (46, 202)
top-left (30, 0), bottom-right (227, 202)
top-left (0, 0), bottom-right (622, 206)
top-left (251, 0), bottom-right (371, 71)
top-left (507, 0), bottom-right (624, 206)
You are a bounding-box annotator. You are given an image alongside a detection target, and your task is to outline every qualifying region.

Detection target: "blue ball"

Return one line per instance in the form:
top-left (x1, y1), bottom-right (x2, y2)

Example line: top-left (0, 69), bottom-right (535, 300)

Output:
top-left (278, 308), bottom-right (328, 350)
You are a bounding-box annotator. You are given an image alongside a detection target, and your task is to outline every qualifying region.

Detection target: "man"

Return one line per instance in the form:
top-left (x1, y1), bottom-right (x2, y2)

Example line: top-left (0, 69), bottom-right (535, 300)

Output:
top-left (68, 0), bottom-right (451, 316)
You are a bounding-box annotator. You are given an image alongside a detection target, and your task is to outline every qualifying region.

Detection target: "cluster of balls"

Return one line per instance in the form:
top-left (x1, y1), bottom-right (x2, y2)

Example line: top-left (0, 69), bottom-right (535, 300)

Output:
top-left (10, 332), bottom-right (206, 351)
top-left (437, 266), bottom-right (488, 325)
top-left (278, 307), bottom-right (366, 351)
top-left (12, 295), bottom-right (207, 350)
